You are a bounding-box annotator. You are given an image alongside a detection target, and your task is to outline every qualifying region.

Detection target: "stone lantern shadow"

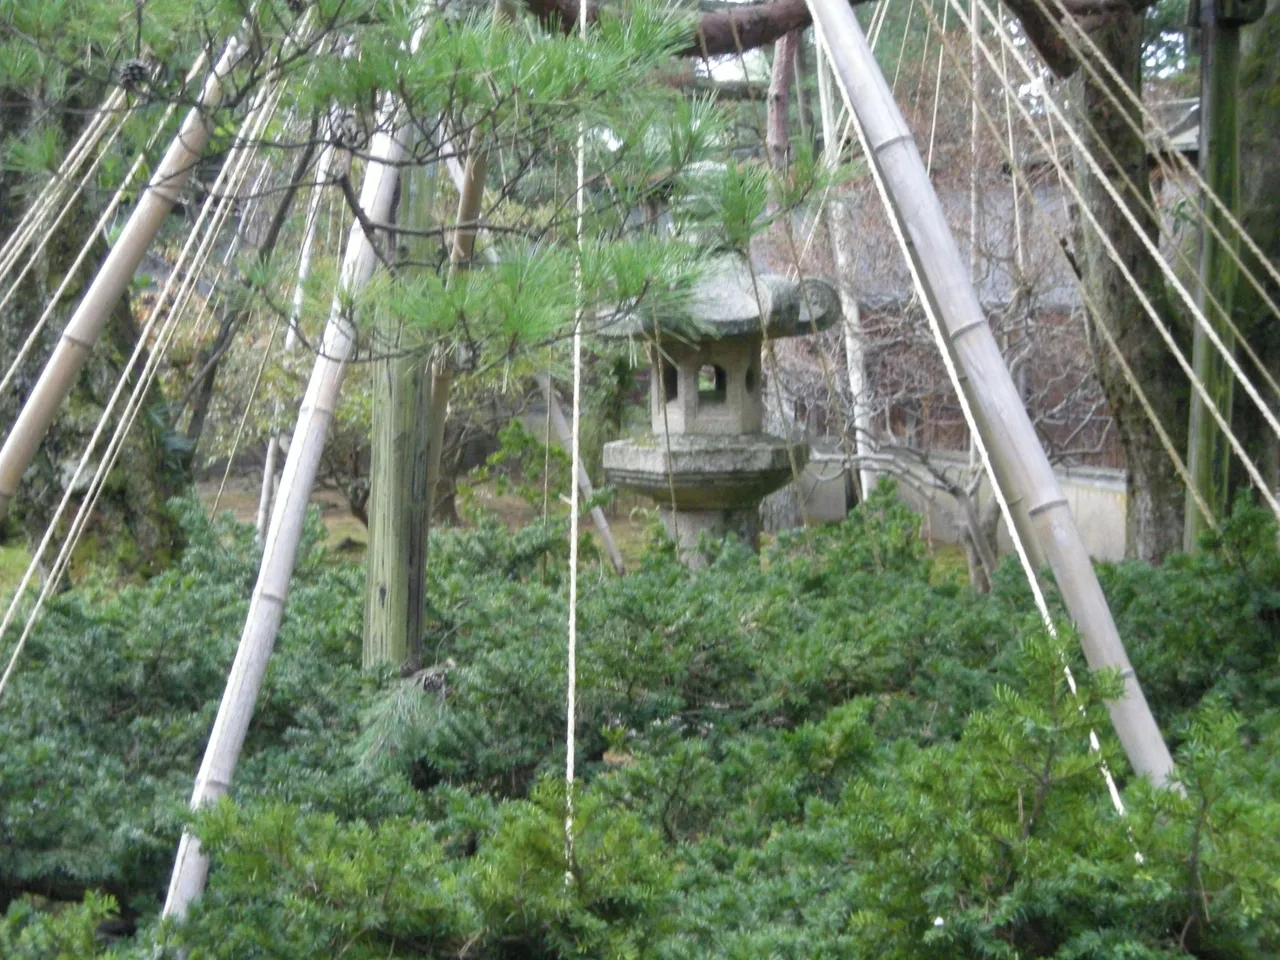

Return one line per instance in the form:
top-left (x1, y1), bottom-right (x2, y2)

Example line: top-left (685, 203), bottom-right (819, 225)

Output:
top-left (602, 254), bottom-right (840, 566)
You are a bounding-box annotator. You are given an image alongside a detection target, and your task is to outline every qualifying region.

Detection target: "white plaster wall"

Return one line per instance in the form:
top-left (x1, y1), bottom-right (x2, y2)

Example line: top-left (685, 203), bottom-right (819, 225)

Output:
top-left (801, 449), bottom-right (1129, 562)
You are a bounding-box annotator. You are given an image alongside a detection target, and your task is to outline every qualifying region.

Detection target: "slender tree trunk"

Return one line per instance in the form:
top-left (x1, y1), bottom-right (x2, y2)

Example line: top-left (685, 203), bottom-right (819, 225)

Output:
top-left (257, 144), bottom-right (345, 537)
top-left (1071, 12), bottom-right (1188, 562)
top-left (179, 130), bottom-right (319, 470)
top-left (815, 40), bottom-right (876, 505)
top-left (767, 32), bottom-right (799, 173)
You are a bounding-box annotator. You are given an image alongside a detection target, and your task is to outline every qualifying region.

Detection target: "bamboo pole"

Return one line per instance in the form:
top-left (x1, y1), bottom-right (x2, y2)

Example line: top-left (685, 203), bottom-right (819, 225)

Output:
top-left (536, 372), bottom-right (626, 575)
top-left (0, 41), bottom-right (245, 520)
top-left (806, 0), bottom-right (1175, 785)
top-left (163, 108), bottom-right (412, 920)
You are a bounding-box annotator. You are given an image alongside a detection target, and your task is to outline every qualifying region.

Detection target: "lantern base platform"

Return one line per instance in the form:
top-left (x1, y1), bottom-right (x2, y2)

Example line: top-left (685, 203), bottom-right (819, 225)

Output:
top-left (602, 434), bottom-right (808, 511)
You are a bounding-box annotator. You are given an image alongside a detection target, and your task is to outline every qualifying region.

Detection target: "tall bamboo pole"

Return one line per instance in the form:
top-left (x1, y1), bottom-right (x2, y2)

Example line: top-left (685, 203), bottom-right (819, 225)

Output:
top-left (1184, 0), bottom-right (1245, 550)
top-left (163, 109), bottom-right (413, 920)
top-left (807, 0), bottom-right (1175, 785)
top-left (0, 41), bottom-right (245, 520)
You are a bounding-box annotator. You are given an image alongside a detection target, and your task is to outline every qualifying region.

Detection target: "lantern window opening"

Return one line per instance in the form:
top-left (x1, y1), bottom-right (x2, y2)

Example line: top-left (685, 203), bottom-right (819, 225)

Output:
top-left (698, 364), bottom-right (727, 404)
top-left (662, 358), bottom-right (679, 401)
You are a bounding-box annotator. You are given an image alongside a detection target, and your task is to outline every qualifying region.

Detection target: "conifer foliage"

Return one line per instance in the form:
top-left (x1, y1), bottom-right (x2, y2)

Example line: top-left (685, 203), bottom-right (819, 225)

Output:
top-left (0, 492), bottom-right (1278, 956)
top-left (1, 0), bottom-right (1279, 957)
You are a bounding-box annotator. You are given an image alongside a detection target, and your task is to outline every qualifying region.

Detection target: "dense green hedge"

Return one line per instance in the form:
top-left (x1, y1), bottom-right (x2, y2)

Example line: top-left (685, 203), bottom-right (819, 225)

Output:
top-left (2, 489), bottom-right (1278, 957)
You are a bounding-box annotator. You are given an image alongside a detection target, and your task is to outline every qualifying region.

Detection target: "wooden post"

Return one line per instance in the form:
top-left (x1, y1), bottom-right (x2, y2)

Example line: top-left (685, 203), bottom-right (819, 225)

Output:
top-left (0, 41), bottom-right (244, 520)
top-left (807, 0), bottom-right (1176, 785)
top-left (364, 166), bottom-right (438, 668)
top-left (162, 107), bottom-right (413, 920)
top-left (1184, 0), bottom-right (1251, 550)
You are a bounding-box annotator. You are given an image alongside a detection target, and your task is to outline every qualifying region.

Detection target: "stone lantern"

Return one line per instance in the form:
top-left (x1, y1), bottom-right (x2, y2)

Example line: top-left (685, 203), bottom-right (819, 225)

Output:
top-left (602, 254), bottom-right (840, 565)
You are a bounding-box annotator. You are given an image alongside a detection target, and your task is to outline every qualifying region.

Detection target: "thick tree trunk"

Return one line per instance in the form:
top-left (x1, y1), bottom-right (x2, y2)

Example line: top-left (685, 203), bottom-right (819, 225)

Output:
top-left (1184, 7), bottom-right (1243, 549)
top-left (364, 345), bottom-right (433, 669)
top-left (1070, 13), bottom-right (1188, 562)
top-left (0, 91), bottom-right (181, 577)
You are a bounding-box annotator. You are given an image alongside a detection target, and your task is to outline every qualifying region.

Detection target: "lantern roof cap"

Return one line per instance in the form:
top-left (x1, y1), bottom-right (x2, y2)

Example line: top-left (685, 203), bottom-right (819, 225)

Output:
top-left (602, 254), bottom-right (840, 342)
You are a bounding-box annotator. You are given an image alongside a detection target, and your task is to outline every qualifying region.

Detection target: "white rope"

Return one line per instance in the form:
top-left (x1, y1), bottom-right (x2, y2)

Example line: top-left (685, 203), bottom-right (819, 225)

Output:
top-left (164, 82), bottom-right (287, 352)
top-left (1020, 0), bottom-right (1280, 404)
top-left (0, 170), bottom-right (227, 703)
top-left (918, 1), bottom-right (1213, 531)
top-left (258, 142), bottom-right (339, 536)
top-left (1, 93), bottom-right (120, 255)
top-left (924, 0), bottom-right (950, 173)
top-left (891, 0), bottom-right (919, 94)
top-left (0, 212), bottom-right (210, 701)
top-left (916, 0), bottom-right (1215, 536)
top-left (996, 3), bottom-right (1024, 278)
top-left (565, 0), bottom-right (589, 875)
top-left (867, 0), bottom-right (892, 48)
top-left (1032, 0), bottom-right (1280, 308)
top-left (967, 0), bottom-right (1280, 449)
top-left (0, 88), bottom-right (127, 278)
top-left (0, 105), bottom-right (133, 319)
top-left (787, 10), bottom-right (904, 277)
top-left (949, 0), bottom-right (1280, 519)
top-left (0, 101), bottom-right (176, 397)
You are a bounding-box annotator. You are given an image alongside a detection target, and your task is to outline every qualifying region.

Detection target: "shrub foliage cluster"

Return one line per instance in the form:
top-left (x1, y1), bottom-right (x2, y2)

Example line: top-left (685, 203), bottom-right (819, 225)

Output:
top-left (2, 490), bottom-right (1279, 957)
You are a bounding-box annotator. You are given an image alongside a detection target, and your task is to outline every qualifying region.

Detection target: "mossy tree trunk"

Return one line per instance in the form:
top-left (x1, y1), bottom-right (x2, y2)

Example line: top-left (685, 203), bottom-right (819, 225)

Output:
top-left (1229, 0), bottom-right (1280, 500)
top-left (0, 89), bottom-right (182, 579)
top-left (1184, 1), bottom-right (1246, 550)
